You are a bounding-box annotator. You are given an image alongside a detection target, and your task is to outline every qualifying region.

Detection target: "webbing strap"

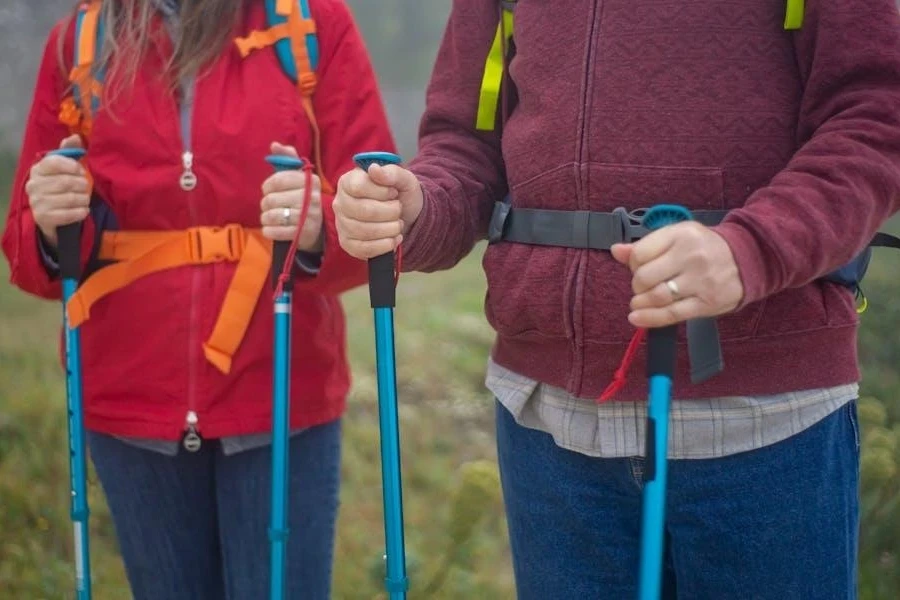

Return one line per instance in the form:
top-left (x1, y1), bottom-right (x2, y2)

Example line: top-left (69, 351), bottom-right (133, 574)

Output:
top-left (66, 0), bottom-right (104, 136)
top-left (872, 231), bottom-right (900, 250)
top-left (475, 0), bottom-right (802, 133)
top-left (66, 226), bottom-right (271, 375)
top-left (686, 318), bottom-right (724, 384)
top-left (487, 201), bottom-right (728, 383)
top-left (784, 0), bottom-right (805, 30)
top-left (476, 8), bottom-right (514, 131)
top-left (488, 200), bottom-right (728, 249)
top-left (233, 23), bottom-right (291, 57)
top-left (235, 0), bottom-right (330, 192)
top-left (202, 233), bottom-right (271, 374)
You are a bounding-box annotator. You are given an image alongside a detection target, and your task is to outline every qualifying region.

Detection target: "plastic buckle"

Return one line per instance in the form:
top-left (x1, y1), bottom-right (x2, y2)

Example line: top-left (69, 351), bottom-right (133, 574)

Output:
top-left (612, 207), bottom-right (648, 243)
top-left (488, 197), bottom-right (512, 243)
top-left (190, 225), bottom-right (242, 263)
top-left (297, 72), bottom-right (317, 96)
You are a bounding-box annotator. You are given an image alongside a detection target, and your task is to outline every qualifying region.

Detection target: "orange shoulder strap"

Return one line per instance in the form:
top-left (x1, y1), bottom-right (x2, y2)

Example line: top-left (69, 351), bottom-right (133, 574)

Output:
top-left (61, 0), bottom-right (104, 138)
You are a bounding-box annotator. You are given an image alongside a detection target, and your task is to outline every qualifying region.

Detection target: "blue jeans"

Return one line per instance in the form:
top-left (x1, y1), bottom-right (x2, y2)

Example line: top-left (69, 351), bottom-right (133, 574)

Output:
top-left (88, 419), bottom-right (341, 600)
top-left (496, 400), bottom-right (860, 599)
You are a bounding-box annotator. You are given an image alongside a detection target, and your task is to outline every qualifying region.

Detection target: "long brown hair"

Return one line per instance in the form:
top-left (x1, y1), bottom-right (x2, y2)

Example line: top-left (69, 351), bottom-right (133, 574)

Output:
top-left (58, 0), bottom-right (244, 95)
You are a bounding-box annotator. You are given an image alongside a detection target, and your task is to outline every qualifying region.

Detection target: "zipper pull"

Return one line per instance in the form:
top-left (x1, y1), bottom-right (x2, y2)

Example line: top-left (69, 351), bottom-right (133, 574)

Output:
top-left (183, 410), bottom-right (202, 452)
top-left (180, 151), bottom-right (197, 191)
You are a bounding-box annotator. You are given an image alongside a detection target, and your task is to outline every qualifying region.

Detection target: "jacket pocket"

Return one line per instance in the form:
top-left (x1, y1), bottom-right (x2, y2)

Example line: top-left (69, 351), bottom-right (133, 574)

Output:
top-left (483, 241), bottom-right (571, 341)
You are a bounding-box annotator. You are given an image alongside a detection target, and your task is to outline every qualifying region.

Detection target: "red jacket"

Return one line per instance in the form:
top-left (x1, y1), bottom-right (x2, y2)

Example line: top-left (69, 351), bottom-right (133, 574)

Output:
top-left (2, 0), bottom-right (396, 439)
top-left (404, 0), bottom-right (900, 400)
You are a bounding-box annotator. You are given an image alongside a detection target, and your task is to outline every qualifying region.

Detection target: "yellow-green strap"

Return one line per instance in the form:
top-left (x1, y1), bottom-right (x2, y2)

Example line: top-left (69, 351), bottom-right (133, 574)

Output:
top-left (476, 9), bottom-right (515, 131)
top-left (784, 0), bottom-right (804, 30)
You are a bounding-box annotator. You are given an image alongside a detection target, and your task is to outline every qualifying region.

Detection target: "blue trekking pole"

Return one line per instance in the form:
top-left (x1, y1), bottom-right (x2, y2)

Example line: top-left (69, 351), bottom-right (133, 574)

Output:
top-left (353, 151), bottom-right (408, 600)
top-left (50, 147), bottom-right (92, 600)
top-left (265, 154), bottom-right (304, 600)
top-left (637, 204), bottom-right (693, 600)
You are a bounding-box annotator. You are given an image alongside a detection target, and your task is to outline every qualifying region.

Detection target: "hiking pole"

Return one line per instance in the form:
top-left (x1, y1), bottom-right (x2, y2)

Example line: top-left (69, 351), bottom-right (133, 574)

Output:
top-left (353, 151), bottom-right (409, 600)
top-left (265, 154), bottom-right (305, 600)
top-left (637, 204), bottom-right (693, 600)
top-left (50, 147), bottom-right (92, 600)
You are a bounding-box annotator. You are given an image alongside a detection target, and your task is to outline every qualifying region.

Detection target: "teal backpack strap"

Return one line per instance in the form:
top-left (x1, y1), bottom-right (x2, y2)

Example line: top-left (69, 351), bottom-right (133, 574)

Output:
top-left (234, 0), bottom-right (330, 190)
top-left (264, 0), bottom-right (320, 81)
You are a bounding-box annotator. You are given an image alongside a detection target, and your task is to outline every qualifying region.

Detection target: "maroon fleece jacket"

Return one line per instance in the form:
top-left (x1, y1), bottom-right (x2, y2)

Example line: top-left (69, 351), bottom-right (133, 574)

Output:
top-left (404, 0), bottom-right (900, 400)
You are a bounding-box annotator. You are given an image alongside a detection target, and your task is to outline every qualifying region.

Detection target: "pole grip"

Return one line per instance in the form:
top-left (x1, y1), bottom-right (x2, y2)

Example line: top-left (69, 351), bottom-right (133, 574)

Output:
top-left (49, 148), bottom-right (87, 281)
top-left (265, 155), bottom-right (306, 291)
top-left (641, 204), bottom-right (694, 379)
top-left (368, 253), bottom-right (396, 308)
top-left (353, 152), bottom-right (404, 309)
top-left (646, 326), bottom-right (678, 379)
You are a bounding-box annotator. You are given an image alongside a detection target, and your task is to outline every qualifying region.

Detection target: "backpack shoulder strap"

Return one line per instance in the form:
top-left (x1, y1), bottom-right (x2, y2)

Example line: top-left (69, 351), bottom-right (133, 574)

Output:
top-left (475, 1), bottom-right (515, 132)
top-left (784, 0), bottom-right (805, 30)
top-left (267, 0), bottom-right (320, 84)
top-left (234, 0), bottom-right (331, 192)
top-left (476, 0), bottom-right (805, 131)
top-left (60, 0), bottom-right (105, 139)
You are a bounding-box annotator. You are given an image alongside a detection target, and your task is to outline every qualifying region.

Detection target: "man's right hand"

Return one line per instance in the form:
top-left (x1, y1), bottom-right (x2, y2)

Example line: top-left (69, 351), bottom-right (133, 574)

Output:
top-left (25, 134), bottom-right (90, 248)
top-left (333, 162), bottom-right (423, 260)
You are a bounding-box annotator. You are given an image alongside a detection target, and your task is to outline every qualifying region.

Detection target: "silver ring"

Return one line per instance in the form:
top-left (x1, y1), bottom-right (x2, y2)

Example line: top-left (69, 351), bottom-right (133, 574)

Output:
top-left (281, 207), bottom-right (291, 226)
top-left (666, 279), bottom-right (681, 301)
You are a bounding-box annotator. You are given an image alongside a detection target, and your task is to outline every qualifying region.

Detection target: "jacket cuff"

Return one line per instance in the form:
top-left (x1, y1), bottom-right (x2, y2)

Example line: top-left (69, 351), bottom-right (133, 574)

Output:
top-left (294, 244), bottom-right (323, 276)
top-left (712, 221), bottom-right (769, 309)
top-left (36, 227), bottom-right (61, 278)
top-left (398, 180), bottom-right (443, 272)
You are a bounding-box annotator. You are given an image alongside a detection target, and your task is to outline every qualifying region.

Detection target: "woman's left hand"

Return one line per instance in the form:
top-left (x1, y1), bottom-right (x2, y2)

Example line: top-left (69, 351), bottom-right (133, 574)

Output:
top-left (260, 142), bottom-right (323, 252)
top-left (611, 221), bottom-right (745, 328)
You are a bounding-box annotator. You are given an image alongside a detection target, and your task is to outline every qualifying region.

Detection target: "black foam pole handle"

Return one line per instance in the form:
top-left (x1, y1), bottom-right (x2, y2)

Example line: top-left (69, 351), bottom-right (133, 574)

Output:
top-left (641, 204), bottom-right (694, 380)
top-left (368, 252), bottom-right (396, 309)
top-left (646, 326), bottom-right (678, 379)
top-left (49, 148), bottom-right (87, 281)
top-left (352, 152), bottom-right (404, 309)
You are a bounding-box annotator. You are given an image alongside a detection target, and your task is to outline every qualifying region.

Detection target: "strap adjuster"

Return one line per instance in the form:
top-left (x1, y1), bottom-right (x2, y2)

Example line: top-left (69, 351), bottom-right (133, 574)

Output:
top-left (612, 206), bottom-right (649, 243)
top-left (488, 198), bottom-right (512, 243)
top-left (188, 224), bottom-right (244, 263)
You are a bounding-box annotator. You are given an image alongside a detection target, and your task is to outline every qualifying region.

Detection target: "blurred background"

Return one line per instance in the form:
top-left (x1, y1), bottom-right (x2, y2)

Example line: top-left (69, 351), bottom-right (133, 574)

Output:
top-left (0, 1), bottom-right (897, 598)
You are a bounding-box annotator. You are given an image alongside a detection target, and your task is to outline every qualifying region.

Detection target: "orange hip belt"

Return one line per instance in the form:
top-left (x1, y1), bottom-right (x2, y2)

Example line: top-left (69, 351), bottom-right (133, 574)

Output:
top-left (67, 224), bottom-right (272, 374)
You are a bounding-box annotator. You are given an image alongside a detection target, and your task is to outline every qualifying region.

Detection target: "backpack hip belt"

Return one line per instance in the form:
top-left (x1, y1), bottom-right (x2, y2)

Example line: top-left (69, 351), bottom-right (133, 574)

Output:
top-left (66, 225), bottom-right (272, 375)
top-left (488, 197), bottom-right (900, 382)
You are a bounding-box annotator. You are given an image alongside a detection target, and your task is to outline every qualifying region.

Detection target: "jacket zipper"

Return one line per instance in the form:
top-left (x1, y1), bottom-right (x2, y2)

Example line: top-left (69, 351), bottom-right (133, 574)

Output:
top-left (576, 0), bottom-right (600, 184)
top-left (567, 0), bottom-right (600, 394)
top-left (180, 75), bottom-right (201, 451)
top-left (161, 5), bottom-right (202, 450)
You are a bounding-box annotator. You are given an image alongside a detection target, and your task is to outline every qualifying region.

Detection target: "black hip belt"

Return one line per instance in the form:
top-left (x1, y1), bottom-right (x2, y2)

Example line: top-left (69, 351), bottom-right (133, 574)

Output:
top-left (488, 200), bottom-right (728, 248)
top-left (487, 199), bottom-right (730, 384)
top-left (486, 198), bottom-right (899, 385)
